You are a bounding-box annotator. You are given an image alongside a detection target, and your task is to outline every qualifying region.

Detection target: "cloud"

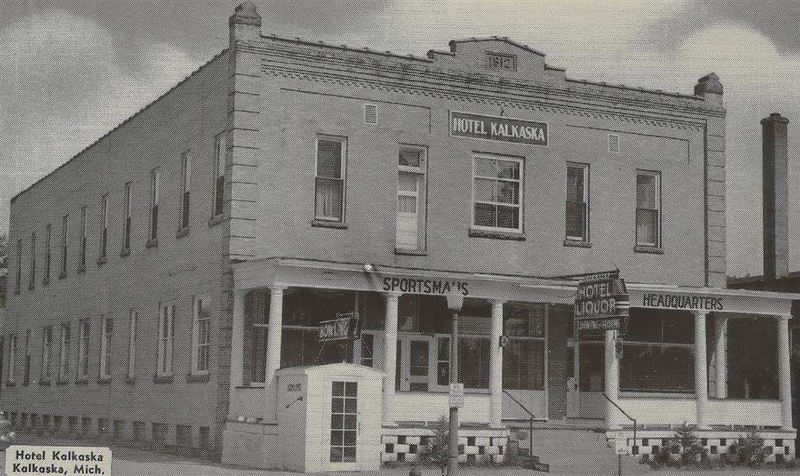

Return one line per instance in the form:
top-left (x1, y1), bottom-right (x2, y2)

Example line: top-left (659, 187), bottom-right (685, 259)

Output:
top-left (0, 10), bottom-right (202, 233)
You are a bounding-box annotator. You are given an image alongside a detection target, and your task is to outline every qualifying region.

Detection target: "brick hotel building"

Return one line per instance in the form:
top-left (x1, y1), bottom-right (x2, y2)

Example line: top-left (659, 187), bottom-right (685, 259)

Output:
top-left (1, 3), bottom-right (796, 471)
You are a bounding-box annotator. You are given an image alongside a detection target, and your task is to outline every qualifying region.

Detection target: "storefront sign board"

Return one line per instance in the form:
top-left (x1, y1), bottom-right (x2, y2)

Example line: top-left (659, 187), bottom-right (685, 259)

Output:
top-left (574, 271), bottom-right (629, 335)
top-left (450, 111), bottom-right (548, 146)
top-left (319, 312), bottom-right (360, 341)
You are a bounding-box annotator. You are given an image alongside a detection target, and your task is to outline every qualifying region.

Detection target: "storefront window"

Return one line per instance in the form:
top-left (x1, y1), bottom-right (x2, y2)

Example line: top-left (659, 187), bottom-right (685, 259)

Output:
top-left (727, 318), bottom-right (778, 399)
top-left (459, 338), bottom-right (489, 389)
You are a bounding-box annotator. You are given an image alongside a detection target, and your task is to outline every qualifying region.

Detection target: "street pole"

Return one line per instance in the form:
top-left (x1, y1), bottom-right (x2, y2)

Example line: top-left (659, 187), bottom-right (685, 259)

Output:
top-left (446, 294), bottom-right (463, 476)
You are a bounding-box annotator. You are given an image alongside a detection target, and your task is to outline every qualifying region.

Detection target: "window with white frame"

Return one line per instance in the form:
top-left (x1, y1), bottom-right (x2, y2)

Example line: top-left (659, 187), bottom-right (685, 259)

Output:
top-left (127, 310), bottom-right (138, 379)
top-left (179, 152), bottom-right (192, 230)
top-left (636, 170), bottom-right (661, 247)
top-left (396, 145), bottom-right (427, 250)
top-left (79, 206), bottom-right (87, 267)
top-left (7, 334), bottom-right (17, 383)
top-left (157, 302), bottom-right (176, 377)
top-left (58, 323), bottom-right (70, 382)
top-left (44, 224), bottom-right (51, 283)
top-left (99, 316), bottom-right (113, 380)
top-left (566, 163), bottom-right (589, 242)
top-left (41, 326), bottom-right (53, 381)
top-left (192, 296), bottom-right (211, 374)
top-left (28, 233), bottom-right (36, 289)
top-left (149, 168), bottom-right (160, 241)
top-left (122, 182), bottom-right (132, 251)
top-left (472, 154), bottom-right (523, 232)
top-left (314, 136), bottom-right (346, 221)
top-left (77, 320), bottom-right (90, 380)
top-left (99, 194), bottom-right (108, 259)
top-left (213, 133), bottom-right (226, 218)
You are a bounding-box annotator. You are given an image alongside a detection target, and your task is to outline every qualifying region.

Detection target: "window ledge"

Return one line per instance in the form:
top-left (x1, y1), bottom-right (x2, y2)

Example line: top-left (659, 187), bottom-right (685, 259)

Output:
top-left (75, 378), bottom-right (89, 386)
top-left (209, 215), bottom-right (224, 228)
top-left (125, 377), bottom-right (136, 385)
top-left (97, 257), bottom-right (107, 267)
top-left (186, 373), bottom-right (210, 383)
top-left (120, 248), bottom-right (130, 258)
top-left (634, 245), bottom-right (664, 255)
top-left (58, 271), bottom-right (67, 280)
top-left (395, 248), bottom-right (427, 256)
top-left (468, 228), bottom-right (525, 241)
top-left (564, 239), bottom-right (592, 248)
top-left (153, 375), bottom-right (174, 384)
top-left (311, 219), bottom-right (347, 229)
top-left (97, 377), bottom-right (111, 385)
top-left (56, 380), bottom-right (69, 386)
top-left (146, 238), bottom-right (158, 249)
top-left (77, 265), bottom-right (86, 274)
top-left (176, 227), bottom-right (190, 239)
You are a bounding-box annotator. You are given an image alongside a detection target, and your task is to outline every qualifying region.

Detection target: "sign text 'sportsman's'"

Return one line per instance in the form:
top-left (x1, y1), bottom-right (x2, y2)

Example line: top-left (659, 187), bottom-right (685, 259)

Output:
top-left (450, 111), bottom-right (548, 146)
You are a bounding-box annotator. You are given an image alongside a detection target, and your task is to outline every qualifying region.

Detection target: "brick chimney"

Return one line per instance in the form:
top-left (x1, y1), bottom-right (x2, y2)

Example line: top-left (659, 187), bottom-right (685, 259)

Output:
top-left (229, 2), bottom-right (261, 44)
top-left (762, 112), bottom-right (790, 281)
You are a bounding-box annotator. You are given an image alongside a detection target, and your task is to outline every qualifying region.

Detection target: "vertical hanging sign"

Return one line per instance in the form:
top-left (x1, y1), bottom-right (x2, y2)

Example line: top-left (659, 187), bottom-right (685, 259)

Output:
top-left (574, 271), bottom-right (630, 336)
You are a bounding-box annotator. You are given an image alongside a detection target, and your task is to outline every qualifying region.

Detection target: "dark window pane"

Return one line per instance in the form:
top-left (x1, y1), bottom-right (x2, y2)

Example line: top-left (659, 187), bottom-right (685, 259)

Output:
top-left (566, 201), bottom-right (586, 239)
top-left (399, 148), bottom-right (421, 167)
top-left (332, 398), bottom-right (343, 413)
top-left (331, 414), bottom-right (343, 429)
top-left (332, 381), bottom-right (344, 396)
top-left (315, 178), bottom-right (343, 220)
top-left (317, 140), bottom-right (342, 178)
top-left (344, 430), bottom-right (356, 446)
top-left (343, 446), bottom-right (356, 462)
top-left (496, 181), bottom-right (519, 204)
top-left (344, 415), bottom-right (356, 430)
top-left (344, 398), bottom-right (356, 413)
top-left (345, 381), bottom-right (357, 397)
top-left (496, 205), bottom-right (519, 229)
top-left (330, 446), bottom-right (342, 462)
top-left (331, 431), bottom-right (343, 446)
top-left (474, 203), bottom-right (496, 227)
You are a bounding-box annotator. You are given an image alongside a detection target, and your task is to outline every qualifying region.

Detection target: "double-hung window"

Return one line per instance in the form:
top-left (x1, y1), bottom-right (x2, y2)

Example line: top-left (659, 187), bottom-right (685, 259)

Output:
top-left (28, 233), bottom-right (36, 289)
top-left (77, 320), bottom-right (90, 380)
top-left (60, 215), bottom-right (68, 276)
top-left (79, 206), bottom-right (87, 268)
top-left (191, 296), bottom-right (211, 375)
top-left (122, 182), bottom-right (132, 251)
top-left (99, 194), bottom-right (109, 260)
top-left (472, 154), bottom-right (523, 232)
top-left (179, 152), bottom-right (192, 231)
top-left (213, 133), bottom-right (226, 218)
top-left (314, 136), bottom-right (346, 222)
top-left (127, 310), bottom-right (138, 380)
top-left (58, 324), bottom-right (70, 382)
top-left (396, 146), bottom-right (427, 251)
top-left (566, 163), bottom-right (589, 242)
top-left (636, 171), bottom-right (661, 248)
top-left (99, 316), bottom-right (113, 380)
top-left (157, 302), bottom-right (176, 377)
top-left (41, 326), bottom-right (53, 382)
top-left (23, 330), bottom-right (31, 384)
top-left (15, 240), bottom-right (22, 293)
top-left (43, 224), bottom-right (51, 284)
top-left (149, 168), bottom-right (160, 242)
top-left (7, 334), bottom-right (17, 383)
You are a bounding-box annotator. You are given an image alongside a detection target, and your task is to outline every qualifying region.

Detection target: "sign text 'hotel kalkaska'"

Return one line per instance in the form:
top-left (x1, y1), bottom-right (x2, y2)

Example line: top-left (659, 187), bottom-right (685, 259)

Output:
top-left (450, 111), bottom-right (548, 146)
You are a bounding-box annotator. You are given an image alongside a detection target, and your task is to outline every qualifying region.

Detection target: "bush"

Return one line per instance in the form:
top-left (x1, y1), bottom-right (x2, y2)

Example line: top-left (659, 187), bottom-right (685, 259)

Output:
top-left (641, 423), bottom-right (706, 469)
top-left (724, 431), bottom-right (769, 467)
top-left (420, 416), bottom-right (450, 469)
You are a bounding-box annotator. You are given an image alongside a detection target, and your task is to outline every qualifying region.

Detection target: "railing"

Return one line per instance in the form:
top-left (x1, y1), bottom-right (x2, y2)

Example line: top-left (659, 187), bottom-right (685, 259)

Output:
top-left (503, 389), bottom-right (534, 455)
top-left (603, 392), bottom-right (637, 455)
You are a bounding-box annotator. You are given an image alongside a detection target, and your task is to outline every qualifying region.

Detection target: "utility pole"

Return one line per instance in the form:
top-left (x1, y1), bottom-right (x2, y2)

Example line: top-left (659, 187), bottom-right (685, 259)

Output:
top-left (446, 293), bottom-right (464, 475)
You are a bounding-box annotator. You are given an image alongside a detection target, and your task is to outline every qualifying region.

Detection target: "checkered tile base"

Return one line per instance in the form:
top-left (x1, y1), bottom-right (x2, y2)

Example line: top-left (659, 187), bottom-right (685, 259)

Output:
top-left (381, 426), bottom-right (509, 464)
top-left (608, 429), bottom-right (796, 463)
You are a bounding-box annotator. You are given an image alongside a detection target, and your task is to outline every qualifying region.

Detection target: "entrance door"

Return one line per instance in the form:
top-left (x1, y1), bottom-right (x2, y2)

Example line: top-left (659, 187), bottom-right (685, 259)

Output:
top-left (398, 337), bottom-right (431, 391)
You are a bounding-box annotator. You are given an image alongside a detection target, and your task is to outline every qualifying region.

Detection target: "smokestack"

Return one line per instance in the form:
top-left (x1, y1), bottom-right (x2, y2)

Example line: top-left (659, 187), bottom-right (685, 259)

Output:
top-left (762, 112), bottom-right (790, 281)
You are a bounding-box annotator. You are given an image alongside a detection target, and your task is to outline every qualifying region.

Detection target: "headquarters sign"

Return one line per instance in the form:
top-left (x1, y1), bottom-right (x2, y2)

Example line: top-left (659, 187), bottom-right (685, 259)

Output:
top-left (450, 111), bottom-right (548, 146)
top-left (574, 271), bottom-right (630, 334)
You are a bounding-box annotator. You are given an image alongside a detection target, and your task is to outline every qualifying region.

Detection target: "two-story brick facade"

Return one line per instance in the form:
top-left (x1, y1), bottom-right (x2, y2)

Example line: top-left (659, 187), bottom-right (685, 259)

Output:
top-left (2, 3), bottom-right (796, 471)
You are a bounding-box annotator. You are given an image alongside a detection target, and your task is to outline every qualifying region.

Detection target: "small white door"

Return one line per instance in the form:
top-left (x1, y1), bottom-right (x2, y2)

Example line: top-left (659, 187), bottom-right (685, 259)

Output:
top-left (398, 337), bottom-right (432, 391)
top-left (327, 380), bottom-right (359, 470)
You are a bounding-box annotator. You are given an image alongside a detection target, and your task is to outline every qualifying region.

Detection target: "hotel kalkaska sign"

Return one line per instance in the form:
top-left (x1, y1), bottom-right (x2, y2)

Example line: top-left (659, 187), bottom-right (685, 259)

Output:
top-left (574, 271), bottom-right (630, 334)
top-left (450, 111), bottom-right (548, 146)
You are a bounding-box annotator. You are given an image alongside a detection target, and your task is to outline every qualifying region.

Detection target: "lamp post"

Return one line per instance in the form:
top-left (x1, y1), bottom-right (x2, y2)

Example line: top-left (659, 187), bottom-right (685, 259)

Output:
top-left (446, 293), bottom-right (464, 475)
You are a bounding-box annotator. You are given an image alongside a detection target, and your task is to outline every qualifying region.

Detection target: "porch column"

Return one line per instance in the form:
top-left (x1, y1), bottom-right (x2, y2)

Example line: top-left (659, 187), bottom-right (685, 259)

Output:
top-left (489, 300), bottom-right (505, 428)
top-left (778, 313), bottom-right (793, 429)
top-left (228, 290), bottom-right (247, 406)
top-left (263, 286), bottom-right (285, 422)
top-left (604, 330), bottom-right (620, 429)
top-left (714, 316), bottom-right (728, 399)
top-left (694, 311), bottom-right (709, 429)
top-left (383, 292), bottom-right (400, 424)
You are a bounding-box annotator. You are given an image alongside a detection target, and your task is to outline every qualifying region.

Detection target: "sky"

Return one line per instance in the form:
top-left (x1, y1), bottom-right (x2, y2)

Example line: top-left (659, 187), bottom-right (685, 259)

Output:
top-left (0, 0), bottom-right (798, 277)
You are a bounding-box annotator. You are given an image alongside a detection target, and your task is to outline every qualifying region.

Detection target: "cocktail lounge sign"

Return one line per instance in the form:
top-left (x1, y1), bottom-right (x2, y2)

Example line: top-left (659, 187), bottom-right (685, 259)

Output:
top-left (450, 111), bottom-right (548, 146)
top-left (574, 270), bottom-right (630, 334)
top-left (319, 312), bottom-right (361, 341)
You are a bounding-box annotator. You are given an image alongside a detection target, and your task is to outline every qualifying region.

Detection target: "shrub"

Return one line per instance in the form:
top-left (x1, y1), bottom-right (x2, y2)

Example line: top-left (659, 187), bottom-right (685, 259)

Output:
top-left (420, 416), bottom-right (450, 470)
top-left (725, 431), bottom-right (769, 467)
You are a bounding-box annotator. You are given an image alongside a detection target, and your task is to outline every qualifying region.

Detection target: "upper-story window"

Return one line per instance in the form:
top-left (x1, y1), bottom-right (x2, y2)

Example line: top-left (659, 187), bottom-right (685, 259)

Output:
top-left (79, 206), bottom-right (87, 269)
top-left (15, 239), bottom-right (22, 293)
top-left (179, 152), bottom-right (192, 231)
top-left (28, 233), bottom-right (36, 290)
top-left (566, 163), bottom-right (589, 243)
top-left (636, 170), bottom-right (661, 248)
top-left (7, 334), bottom-right (17, 383)
top-left (99, 194), bottom-right (109, 261)
top-left (122, 182), bottom-right (132, 252)
top-left (396, 145), bottom-right (427, 251)
top-left (43, 224), bottom-right (51, 284)
top-left (472, 154), bottom-right (523, 232)
top-left (149, 168), bottom-right (160, 243)
top-left (213, 133), bottom-right (226, 218)
top-left (314, 136), bottom-right (346, 222)
top-left (59, 215), bottom-right (68, 278)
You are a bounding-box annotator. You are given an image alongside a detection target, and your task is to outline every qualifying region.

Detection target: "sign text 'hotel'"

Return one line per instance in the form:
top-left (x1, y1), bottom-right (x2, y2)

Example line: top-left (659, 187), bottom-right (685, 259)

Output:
top-left (450, 111), bottom-right (548, 146)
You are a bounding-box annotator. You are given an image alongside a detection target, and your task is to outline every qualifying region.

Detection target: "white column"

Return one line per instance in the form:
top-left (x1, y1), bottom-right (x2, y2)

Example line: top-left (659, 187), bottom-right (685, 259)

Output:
top-left (714, 316), bottom-right (728, 399)
top-left (383, 292), bottom-right (400, 424)
top-left (263, 286), bottom-right (285, 422)
top-left (604, 330), bottom-right (620, 429)
top-left (228, 290), bottom-right (246, 411)
top-left (694, 311), bottom-right (709, 429)
top-left (489, 300), bottom-right (505, 428)
top-left (778, 313), bottom-right (793, 430)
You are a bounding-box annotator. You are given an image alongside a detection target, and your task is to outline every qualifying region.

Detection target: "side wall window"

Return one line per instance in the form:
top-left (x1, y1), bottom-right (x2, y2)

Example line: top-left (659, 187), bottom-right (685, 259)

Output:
top-left (636, 170), bottom-right (661, 248)
top-left (566, 163), bottom-right (589, 242)
top-left (314, 136), bottom-right (346, 222)
top-left (472, 154), bottom-right (523, 232)
top-left (396, 145), bottom-right (427, 251)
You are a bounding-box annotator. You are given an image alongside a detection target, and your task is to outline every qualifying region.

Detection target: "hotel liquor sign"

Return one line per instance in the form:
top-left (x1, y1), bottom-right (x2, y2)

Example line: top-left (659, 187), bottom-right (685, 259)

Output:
top-left (450, 111), bottom-right (548, 146)
top-left (574, 271), bottom-right (630, 335)
top-left (319, 312), bottom-right (361, 341)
